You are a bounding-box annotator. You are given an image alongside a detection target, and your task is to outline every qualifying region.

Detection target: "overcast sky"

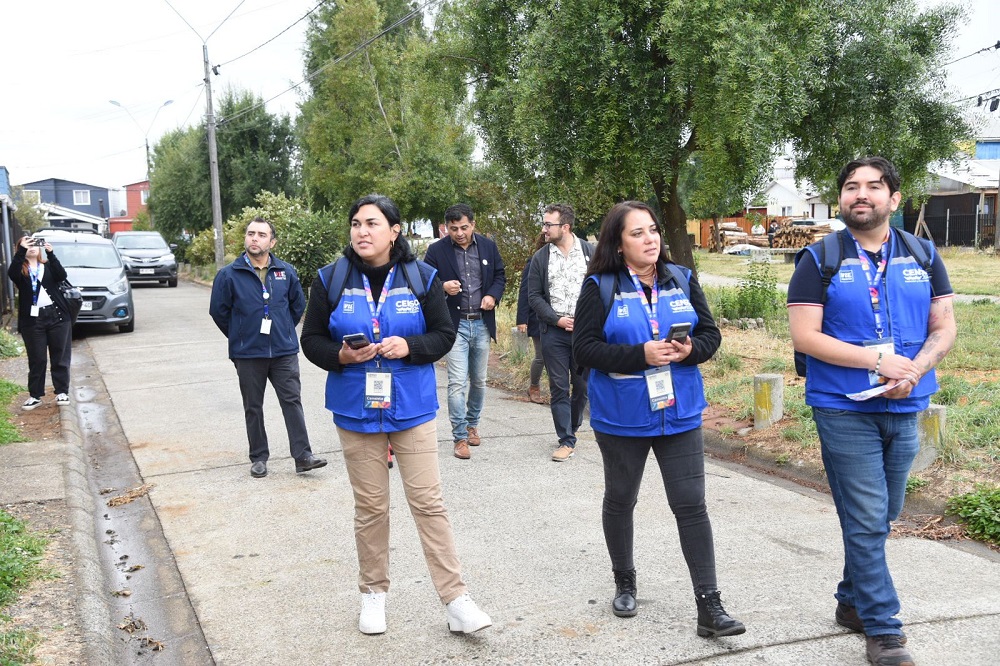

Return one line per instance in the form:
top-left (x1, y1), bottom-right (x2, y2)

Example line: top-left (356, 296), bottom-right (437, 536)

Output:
top-left (1, 0), bottom-right (998, 192)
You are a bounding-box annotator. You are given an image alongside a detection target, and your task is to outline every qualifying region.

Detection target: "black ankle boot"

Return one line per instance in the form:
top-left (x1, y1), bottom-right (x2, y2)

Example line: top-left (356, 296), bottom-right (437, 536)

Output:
top-left (695, 590), bottom-right (745, 637)
top-left (612, 569), bottom-right (637, 618)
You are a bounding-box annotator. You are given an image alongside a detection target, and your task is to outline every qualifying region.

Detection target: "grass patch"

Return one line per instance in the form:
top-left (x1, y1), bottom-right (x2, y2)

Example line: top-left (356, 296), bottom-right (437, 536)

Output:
top-left (0, 330), bottom-right (22, 359)
top-left (946, 484), bottom-right (1000, 546)
top-left (0, 379), bottom-right (27, 447)
top-left (0, 510), bottom-right (48, 665)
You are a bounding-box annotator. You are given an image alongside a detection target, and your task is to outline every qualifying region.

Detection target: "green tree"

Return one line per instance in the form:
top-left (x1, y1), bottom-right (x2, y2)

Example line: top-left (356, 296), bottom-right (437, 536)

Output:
top-left (451, 0), bottom-right (970, 269)
top-left (8, 186), bottom-right (48, 233)
top-left (149, 88), bottom-right (297, 241)
top-left (299, 0), bottom-right (477, 229)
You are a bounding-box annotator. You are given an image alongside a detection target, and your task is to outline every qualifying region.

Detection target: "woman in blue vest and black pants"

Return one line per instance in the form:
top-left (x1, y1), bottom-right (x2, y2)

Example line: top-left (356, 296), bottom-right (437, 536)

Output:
top-left (301, 194), bottom-right (491, 637)
top-left (573, 201), bottom-right (744, 638)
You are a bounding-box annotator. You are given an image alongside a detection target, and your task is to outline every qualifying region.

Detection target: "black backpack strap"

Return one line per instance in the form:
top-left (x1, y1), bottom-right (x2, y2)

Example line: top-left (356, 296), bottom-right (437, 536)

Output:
top-left (320, 257), bottom-right (351, 311)
top-left (598, 273), bottom-right (617, 319)
top-left (664, 263), bottom-right (691, 300)
top-left (796, 229), bottom-right (845, 305)
top-left (400, 259), bottom-right (428, 305)
top-left (894, 229), bottom-right (936, 296)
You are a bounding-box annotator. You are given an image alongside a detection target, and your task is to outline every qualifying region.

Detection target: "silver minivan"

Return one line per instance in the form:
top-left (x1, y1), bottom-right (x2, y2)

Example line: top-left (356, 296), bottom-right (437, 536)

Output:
top-left (38, 231), bottom-right (136, 333)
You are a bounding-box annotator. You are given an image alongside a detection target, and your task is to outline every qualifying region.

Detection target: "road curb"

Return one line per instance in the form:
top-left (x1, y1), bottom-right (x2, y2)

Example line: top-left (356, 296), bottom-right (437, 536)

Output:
top-left (59, 403), bottom-right (117, 665)
top-left (702, 427), bottom-right (950, 517)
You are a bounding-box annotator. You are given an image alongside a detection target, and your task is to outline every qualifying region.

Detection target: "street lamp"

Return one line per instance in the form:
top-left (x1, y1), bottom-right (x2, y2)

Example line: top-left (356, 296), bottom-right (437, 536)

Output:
top-left (109, 99), bottom-right (174, 180)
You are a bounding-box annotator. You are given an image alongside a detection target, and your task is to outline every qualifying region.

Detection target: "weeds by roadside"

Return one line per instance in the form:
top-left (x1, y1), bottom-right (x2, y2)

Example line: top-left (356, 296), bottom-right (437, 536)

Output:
top-left (0, 510), bottom-right (48, 664)
top-left (0, 380), bottom-right (27, 447)
top-left (947, 485), bottom-right (1000, 547)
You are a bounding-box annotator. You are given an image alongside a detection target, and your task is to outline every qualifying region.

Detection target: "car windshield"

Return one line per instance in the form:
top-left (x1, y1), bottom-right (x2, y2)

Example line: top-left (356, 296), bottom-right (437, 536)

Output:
top-left (116, 236), bottom-right (168, 251)
top-left (49, 243), bottom-right (122, 269)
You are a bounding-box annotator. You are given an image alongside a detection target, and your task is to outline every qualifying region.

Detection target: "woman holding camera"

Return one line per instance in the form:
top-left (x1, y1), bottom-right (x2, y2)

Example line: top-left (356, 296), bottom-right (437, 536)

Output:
top-left (7, 236), bottom-right (73, 410)
top-left (300, 194), bottom-right (491, 636)
top-left (572, 201), bottom-right (744, 637)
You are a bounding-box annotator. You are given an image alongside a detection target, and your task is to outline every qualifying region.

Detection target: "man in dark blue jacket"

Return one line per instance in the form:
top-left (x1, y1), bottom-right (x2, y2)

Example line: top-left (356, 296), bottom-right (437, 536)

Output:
top-left (209, 218), bottom-right (326, 478)
top-left (424, 204), bottom-right (506, 460)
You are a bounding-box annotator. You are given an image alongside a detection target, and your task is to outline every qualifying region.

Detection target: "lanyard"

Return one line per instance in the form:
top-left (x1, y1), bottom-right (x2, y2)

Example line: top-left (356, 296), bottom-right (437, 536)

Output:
top-left (243, 254), bottom-right (270, 319)
top-left (28, 265), bottom-right (42, 306)
top-left (626, 265), bottom-right (659, 340)
top-left (362, 265), bottom-right (396, 343)
top-left (850, 233), bottom-right (889, 339)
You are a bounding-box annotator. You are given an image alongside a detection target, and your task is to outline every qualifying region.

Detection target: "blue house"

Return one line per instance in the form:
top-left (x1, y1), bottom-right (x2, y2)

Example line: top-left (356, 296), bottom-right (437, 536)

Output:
top-left (18, 177), bottom-right (112, 219)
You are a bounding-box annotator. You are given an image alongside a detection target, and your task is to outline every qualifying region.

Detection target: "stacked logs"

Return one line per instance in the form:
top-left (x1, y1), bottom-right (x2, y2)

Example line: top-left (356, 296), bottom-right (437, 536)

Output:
top-left (770, 222), bottom-right (835, 249)
top-left (706, 222), bottom-right (770, 252)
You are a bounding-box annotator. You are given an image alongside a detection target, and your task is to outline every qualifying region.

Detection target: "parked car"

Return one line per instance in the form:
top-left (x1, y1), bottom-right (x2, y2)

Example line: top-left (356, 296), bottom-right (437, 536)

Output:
top-left (112, 231), bottom-right (178, 287)
top-left (792, 218), bottom-right (846, 231)
top-left (37, 231), bottom-right (135, 333)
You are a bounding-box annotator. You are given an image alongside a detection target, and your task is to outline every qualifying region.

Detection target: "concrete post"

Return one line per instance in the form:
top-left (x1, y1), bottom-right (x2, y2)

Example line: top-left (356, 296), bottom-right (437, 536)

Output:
top-left (753, 374), bottom-right (784, 429)
top-left (511, 327), bottom-right (531, 356)
top-left (912, 403), bottom-right (946, 472)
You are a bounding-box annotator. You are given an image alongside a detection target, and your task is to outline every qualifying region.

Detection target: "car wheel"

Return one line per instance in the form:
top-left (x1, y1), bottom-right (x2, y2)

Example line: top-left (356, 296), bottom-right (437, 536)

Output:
top-left (119, 318), bottom-right (135, 333)
top-left (168, 277), bottom-right (178, 288)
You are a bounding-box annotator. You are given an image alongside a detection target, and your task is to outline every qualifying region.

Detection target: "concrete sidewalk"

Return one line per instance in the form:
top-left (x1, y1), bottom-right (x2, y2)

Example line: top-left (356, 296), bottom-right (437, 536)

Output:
top-left (57, 282), bottom-right (1000, 663)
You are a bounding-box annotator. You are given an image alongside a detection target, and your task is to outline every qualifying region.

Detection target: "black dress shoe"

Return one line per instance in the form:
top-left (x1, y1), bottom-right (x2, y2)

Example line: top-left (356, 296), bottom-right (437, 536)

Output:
top-left (250, 461), bottom-right (267, 478)
top-left (295, 455), bottom-right (328, 473)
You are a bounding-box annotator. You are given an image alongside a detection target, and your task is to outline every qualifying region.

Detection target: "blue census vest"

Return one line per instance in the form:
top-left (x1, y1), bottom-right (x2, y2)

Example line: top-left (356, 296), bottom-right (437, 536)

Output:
top-left (325, 263), bottom-right (439, 433)
top-left (802, 231), bottom-right (937, 413)
top-left (587, 270), bottom-right (707, 437)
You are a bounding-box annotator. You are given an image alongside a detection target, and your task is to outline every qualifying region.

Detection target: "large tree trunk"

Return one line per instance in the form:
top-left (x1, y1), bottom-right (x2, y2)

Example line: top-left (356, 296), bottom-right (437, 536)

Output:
top-left (651, 171), bottom-right (695, 274)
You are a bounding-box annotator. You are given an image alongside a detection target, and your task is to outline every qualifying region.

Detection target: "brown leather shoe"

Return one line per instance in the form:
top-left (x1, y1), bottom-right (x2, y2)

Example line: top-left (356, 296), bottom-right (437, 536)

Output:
top-left (528, 385), bottom-right (544, 404)
top-left (454, 440), bottom-right (471, 459)
top-left (467, 427), bottom-right (481, 446)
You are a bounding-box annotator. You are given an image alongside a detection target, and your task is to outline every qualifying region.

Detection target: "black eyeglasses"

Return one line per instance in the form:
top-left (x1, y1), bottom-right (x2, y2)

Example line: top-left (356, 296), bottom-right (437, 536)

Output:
top-left (541, 222), bottom-right (564, 229)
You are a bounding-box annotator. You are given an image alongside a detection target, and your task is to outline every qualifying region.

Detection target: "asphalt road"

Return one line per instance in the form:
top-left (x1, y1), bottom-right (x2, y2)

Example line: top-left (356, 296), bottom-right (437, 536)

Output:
top-left (61, 279), bottom-right (1000, 664)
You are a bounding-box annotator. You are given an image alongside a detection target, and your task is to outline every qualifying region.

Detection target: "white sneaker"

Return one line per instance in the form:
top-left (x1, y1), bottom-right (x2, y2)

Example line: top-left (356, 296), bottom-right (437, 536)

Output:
top-left (359, 590), bottom-right (386, 634)
top-left (56, 393), bottom-right (70, 406)
top-left (22, 397), bottom-right (42, 411)
top-left (446, 593), bottom-right (492, 634)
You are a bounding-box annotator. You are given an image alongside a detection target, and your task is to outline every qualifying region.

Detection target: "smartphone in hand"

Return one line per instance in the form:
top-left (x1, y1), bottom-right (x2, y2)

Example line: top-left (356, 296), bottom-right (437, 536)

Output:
top-left (343, 333), bottom-right (371, 349)
top-left (666, 322), bottom-right (692, 341)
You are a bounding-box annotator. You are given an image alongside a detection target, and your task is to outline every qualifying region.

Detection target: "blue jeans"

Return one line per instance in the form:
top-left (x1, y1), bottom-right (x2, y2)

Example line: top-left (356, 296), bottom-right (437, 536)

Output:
top-left (813, 407), bottom-right (918, 637)
top-left (446, 319), bottom-right (490, 442)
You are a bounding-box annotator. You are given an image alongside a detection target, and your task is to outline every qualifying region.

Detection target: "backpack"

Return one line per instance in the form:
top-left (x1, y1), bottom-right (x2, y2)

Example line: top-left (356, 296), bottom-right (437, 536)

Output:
top-left (598, 263), bottom-right (691, 319)
top-left (792, 228), bottom-right (935, 377)
top-left (318, 257), bottom-right (428, 312)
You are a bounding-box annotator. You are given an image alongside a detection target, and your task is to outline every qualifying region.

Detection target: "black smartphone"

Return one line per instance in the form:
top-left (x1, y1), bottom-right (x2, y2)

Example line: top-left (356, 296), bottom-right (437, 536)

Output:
top-left (666, 322), bottom-right (692, 341)
top-left (343, 333), bottom-right (371, 349)
top-left (31, 237), bottom-right (46, 247)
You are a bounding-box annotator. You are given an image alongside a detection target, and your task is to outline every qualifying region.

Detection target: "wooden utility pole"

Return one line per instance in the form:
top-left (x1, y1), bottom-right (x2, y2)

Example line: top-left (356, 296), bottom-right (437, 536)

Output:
top-left (204, 44), bottom-right (224, 270)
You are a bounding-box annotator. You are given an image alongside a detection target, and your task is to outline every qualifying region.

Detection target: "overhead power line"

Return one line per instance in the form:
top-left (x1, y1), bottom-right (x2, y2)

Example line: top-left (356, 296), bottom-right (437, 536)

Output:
top-left (218, 0), bottom-right (444, 127)
top-left (217, 0), bottom-right (325, 69)
top-left (951, 87), bottom-right (1000, 105)
top-left (942, 39), bottom-right (1000, 67)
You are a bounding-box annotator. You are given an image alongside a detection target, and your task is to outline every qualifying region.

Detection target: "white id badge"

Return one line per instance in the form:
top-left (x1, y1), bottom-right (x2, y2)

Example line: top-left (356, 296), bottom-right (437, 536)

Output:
top-left (365, 370), bottom-right (392, 409)
top-left (30, 305), bottom-right (40, 317)
top-left (864, 339), bottom-right (894, 386)
top-left (644, 366), bottom-right (675, 411)
top-left (260, 318), bottom-right (272, 335)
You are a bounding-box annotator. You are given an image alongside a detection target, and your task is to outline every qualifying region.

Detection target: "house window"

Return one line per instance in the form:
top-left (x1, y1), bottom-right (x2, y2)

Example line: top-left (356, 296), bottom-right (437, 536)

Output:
top-left (780, 206), bottom-right (794, 216)
top-left (21, 190), bottom-right (41, 204)
top-left (140, 190), bottom-right (150, 205)
top-left (73, 190), bottom-right (91, 206)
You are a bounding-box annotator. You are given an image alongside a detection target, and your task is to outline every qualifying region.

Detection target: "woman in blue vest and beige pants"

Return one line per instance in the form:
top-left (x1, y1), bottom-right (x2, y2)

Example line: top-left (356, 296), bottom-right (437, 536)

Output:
top-left (573, 201), bottom-right (745, 637)
top-left (301, 194), bottom-right (491, 636)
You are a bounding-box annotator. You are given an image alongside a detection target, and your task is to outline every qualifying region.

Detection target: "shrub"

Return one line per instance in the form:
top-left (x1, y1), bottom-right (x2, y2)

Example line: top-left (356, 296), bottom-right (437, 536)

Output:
top-left (715, 261), bottom-right (783, 321)
top-left (946, 484), bottom-right (1000, 546)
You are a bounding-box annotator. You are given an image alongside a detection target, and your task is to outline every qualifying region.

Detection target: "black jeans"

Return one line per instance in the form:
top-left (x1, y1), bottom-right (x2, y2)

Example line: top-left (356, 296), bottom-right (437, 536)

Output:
top-left (20, 306), bottom-right (72, 399)
top-left (232, 355), bottom-right (313, 463)
top-left (540, 326), bottom-right (588, 447)
top-left (595, 427), bottom-right (717, 593)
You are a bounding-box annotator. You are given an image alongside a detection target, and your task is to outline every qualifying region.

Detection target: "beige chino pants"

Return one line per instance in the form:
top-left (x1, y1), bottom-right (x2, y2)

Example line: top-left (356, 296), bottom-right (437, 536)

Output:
top-left (337, 420), bottom-right (467, 604)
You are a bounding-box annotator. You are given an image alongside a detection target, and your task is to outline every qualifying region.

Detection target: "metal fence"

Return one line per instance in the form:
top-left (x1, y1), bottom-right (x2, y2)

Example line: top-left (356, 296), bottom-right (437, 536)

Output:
top-left (918, 213), bottom-right (996, 248)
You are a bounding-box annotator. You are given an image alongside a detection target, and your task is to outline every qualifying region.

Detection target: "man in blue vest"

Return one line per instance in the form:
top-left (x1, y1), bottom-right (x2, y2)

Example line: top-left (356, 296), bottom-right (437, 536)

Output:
top-left (424, 204), bottom-right (507, 460)
top-left (209, 218), bottom-right (327, 478)
top-left (788, 157), bottom-right (956, 666)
